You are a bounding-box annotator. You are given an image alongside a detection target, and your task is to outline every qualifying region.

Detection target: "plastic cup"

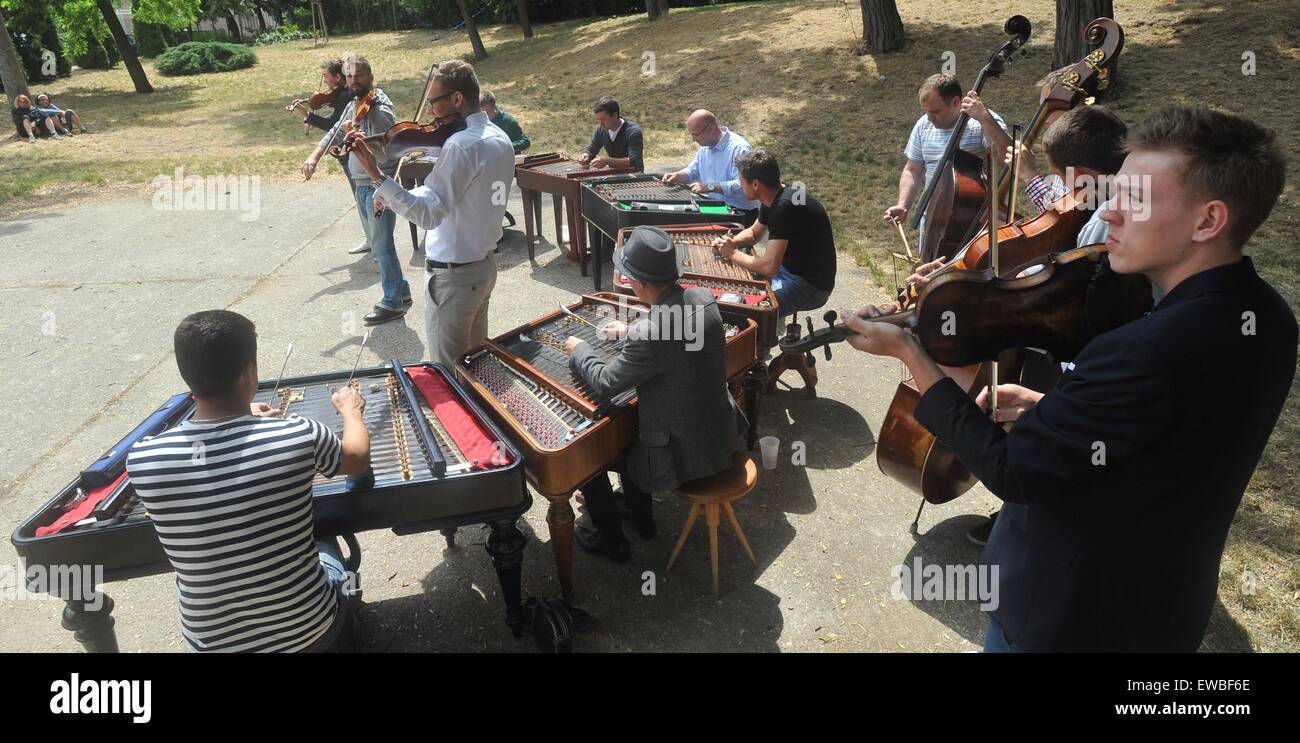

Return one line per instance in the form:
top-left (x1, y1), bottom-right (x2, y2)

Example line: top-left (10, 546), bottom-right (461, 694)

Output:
top-left (759, 436), bottom-right (780, 470)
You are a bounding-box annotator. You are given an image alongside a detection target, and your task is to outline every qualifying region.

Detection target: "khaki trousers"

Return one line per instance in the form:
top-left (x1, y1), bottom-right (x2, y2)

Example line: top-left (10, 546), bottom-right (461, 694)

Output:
top-left (423, 254), bottom-right (498, 370)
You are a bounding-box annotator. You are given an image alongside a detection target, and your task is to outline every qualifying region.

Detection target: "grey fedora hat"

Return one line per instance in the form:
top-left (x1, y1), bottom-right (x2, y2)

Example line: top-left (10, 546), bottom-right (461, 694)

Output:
top-left (613, 225), bottom-right (679, 284)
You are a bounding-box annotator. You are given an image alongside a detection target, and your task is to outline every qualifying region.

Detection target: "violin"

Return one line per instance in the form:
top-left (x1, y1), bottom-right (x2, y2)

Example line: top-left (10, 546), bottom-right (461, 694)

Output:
top-left (909, 15), bottom-right (1031, 262)
top-left (785, 244), bottom-right (1152, 366)
top-left (331, 113), bottom-right (467, 159)
top-left (286, 85), bottom-right (343, 112)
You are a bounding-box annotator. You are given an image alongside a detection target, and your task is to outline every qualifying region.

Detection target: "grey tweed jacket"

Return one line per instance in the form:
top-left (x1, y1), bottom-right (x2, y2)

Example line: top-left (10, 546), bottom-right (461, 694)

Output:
top-left (569, 286), bottom-right (747, 491)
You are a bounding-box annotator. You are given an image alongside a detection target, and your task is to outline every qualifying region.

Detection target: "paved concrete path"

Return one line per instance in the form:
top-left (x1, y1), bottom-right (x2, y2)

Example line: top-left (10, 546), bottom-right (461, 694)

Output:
top-left (0, 171), bottom-right (1001, 652)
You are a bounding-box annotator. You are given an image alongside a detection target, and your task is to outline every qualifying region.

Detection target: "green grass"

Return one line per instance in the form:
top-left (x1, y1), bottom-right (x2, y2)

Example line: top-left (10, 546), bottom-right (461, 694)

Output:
top-left (3, 0), bottom-right (1298, 650)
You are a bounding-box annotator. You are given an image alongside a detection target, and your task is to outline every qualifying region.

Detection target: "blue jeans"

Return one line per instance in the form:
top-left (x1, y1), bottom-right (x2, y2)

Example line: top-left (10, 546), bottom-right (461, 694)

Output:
top-left (772, 265), bottom-right (831, 318)
top-left (353, 184), bottom-right (410, 311)
top-left (316, 538), bottom-right (348, 588)
top-left (983, 617), bottom-right (1022, 652)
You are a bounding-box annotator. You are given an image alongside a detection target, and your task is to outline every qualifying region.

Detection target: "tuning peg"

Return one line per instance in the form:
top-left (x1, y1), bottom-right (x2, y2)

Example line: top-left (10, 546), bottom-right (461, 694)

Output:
top-left (823, 309), bottom-right (838, 326)
top-left (805, 315), bottom-right (815, 338)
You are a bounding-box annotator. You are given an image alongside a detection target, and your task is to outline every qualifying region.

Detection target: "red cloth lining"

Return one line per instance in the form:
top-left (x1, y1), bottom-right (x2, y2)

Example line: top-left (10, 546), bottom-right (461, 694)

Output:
top-left (682, 282), bottom-right (766, 306)
top-left (36, 472), bottom-right (129, 537)
top-left (405, 366), bottom-right (510, 470)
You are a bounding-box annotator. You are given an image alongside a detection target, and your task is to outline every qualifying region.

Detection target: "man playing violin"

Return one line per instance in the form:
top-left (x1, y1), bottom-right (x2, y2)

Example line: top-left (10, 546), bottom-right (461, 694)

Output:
top-left (845, 106), bottom-right (1296, 652)
top-left (346, 60), bottom-right (514, 370)
top-left (883, 74), bottom-right (1012, 247)
top-left (292, 58), bottom-right (370, 257)
top-left (301, 54), bottom-right (411, 325)
top-left (901, 103), bottom-right (1131, 547)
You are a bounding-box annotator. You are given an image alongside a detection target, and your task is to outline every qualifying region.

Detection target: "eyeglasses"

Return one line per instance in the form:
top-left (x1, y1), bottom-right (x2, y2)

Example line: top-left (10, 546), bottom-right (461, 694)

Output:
top-left (426, 91), bottom-right (456, 105)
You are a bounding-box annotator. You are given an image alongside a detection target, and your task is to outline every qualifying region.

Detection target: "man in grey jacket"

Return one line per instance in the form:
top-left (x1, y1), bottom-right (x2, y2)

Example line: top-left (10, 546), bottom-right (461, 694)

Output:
top-left (564, 226), bottom-right (748, 561)
top-left (300, 54), bottom-right (411, 325)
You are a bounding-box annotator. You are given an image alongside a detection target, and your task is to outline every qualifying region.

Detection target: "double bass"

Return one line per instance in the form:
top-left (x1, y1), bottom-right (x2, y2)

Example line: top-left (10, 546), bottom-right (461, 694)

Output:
top-left (872, 19), bottom-right (1126, 505)
top-left (909, 15), bottom-right (1031, 263)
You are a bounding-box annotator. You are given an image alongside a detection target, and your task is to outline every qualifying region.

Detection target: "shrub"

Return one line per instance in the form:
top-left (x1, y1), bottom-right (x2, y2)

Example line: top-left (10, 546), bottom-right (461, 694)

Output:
top-left (250, 23), bottom-right (313, 46)
top-left (72, 36), bottom-right (120, 70)
top-left (154, 42), bottom-right (257, 76)
top-left (135, 22), bottom-right (182, 58)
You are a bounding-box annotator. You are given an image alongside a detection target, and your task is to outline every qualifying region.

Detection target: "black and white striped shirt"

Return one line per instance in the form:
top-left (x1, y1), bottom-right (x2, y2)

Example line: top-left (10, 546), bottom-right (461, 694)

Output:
top-left (126, 413), bottom-right (342, 652)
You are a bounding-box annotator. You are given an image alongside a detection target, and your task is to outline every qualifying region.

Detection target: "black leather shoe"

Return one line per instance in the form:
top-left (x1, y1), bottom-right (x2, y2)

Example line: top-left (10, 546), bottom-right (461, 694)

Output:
top-left (402, 296), bottom-right (413, 308)
top-left (364, 306), bottom-right (407, 325)
top-left (575, 525), bottom-right (630, 562)
top-left (967, 513), bottom-right (997, 547)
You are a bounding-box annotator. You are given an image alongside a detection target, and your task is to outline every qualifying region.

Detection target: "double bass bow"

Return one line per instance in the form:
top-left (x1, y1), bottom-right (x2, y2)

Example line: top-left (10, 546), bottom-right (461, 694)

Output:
top-left (908, 15), bottom-right (1031, 263)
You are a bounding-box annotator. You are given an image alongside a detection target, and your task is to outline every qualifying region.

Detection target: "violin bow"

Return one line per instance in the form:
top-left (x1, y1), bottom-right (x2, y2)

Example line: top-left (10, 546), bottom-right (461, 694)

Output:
top-left (988, 146), bottom-right (1001, 420)
top-left (1007, 124), bottom-right (1022, 226)
top-left (414, 63), bottom-right (436, 123)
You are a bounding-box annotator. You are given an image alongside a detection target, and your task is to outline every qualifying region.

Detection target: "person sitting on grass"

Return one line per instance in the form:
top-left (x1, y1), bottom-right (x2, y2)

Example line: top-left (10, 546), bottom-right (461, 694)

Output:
top-left (126, 310), bottom-right (371, 652)
top-left (11, 94), bottom-right (60, 143)
top-left (35, 93), bottom-right (89, 135)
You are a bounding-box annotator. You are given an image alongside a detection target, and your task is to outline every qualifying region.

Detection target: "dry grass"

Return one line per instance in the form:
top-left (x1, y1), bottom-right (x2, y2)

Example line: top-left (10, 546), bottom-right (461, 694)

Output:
top-left (3, 0), bottom-right (1297, 650)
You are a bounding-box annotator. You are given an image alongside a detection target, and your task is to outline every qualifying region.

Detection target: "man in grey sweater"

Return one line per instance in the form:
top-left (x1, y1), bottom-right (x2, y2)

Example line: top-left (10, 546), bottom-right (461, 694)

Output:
top-left (300, 54), bottom-right (411, 325)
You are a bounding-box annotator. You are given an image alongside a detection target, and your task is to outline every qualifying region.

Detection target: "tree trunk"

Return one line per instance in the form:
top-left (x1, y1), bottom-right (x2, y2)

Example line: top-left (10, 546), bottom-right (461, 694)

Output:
top-left (0, 7), bottom-right (31, 102)
top-left (457, 0), bottom-right (487, 60)
top-left (95, 0), bottom-right (153, 93)
top-left (1054, 0), bottom-right (1117, 89)
top-left (645, 0), bottom-right (660, 21)
top-left (516, 0), bottom-right (533, 39)
top-left (254, 5), bottom-right (268, 32)
top-left (225, 10), bottom-right (242, 41)
top-left (657, 0), bottom-right (669, 16)
top-left (859, 0), bottom-right (904, 54)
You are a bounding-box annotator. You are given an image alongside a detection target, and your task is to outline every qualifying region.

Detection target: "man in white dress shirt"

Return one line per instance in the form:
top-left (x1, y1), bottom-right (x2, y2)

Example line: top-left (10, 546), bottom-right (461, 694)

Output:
top-left (347, 60), bottom-right (515, 369)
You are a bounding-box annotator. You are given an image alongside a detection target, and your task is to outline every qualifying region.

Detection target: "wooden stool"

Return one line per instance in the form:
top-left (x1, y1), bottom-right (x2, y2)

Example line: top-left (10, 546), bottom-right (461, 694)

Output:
top-left (665, 455), bottom-right (759, 595)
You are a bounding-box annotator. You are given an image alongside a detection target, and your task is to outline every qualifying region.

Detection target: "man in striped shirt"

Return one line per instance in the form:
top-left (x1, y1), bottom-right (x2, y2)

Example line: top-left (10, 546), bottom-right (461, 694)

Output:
top-left (127, 310), bottom-right (371, 652)
top-left (884, 73), bottom-right (1011, 249)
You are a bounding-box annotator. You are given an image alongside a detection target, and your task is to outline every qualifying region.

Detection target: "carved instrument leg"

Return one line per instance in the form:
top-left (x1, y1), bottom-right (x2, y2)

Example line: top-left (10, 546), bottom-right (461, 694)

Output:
top-left (546, 495), bottom-right (576, 603)
top-left (575, 202), bottom-right (590, 275)
top-left (62, 594), bottom-right (118, 653)
top-left (522, 189), bottom-right (537, 260)
top-left (589, 224), bottom-right (604, 290)
top-left (532, 190), bottom-right (544, 240)
top-left (743, 361), bottom-right (767, 451)
top-left (552, 194), bottom-right (565, 257)
top-left (486, 518), bottom-right (528, 637)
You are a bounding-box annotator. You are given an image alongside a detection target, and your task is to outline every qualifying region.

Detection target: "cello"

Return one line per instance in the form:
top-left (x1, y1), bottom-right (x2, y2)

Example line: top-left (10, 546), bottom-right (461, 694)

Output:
top-left (909, 15), bottom-right (1031, 263)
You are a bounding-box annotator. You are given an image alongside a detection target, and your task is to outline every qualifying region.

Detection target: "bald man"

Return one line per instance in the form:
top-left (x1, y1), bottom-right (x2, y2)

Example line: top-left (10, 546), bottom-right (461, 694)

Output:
top-left (662, 110), bottom-right (760, 226)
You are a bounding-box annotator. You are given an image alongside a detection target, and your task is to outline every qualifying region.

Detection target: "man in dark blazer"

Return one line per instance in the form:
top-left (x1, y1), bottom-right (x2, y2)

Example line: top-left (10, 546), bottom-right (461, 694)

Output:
top-left (842, 106), bottom-right (1296, 652)
top-left (565, 226), bottom-right (747, 560)
top-left (577, 96), bottom-right (644, 172)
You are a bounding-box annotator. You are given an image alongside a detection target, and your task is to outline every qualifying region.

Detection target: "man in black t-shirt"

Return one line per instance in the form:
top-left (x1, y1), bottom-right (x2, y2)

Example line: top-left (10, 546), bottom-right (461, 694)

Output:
top-left (714, 149), bottom-right (836, 317)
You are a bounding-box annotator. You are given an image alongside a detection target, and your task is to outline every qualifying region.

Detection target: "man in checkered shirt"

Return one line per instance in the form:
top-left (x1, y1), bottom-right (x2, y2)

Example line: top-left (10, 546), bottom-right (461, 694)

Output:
top-left (884, 73), bottom-right (1011, 257)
